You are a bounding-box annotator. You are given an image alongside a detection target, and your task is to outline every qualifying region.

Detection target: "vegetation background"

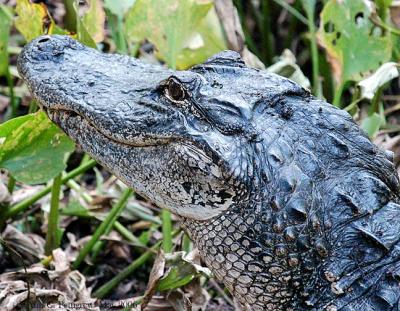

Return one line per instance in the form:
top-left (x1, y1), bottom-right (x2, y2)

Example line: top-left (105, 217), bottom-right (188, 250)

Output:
top-left (0, 0), bottom-right (399, 310)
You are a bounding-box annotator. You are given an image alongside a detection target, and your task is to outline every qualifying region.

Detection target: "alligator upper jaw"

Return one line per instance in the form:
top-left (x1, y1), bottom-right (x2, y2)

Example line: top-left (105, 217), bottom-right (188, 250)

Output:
top-left (17, 35), bottom-right (183, 147)
top-left (45, 107), bottom-right (173, 148)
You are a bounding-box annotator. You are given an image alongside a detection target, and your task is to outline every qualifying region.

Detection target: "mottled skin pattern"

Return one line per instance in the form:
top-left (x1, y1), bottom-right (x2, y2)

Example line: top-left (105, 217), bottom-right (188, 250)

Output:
top-left (18, 35), bottom-right (400, 310)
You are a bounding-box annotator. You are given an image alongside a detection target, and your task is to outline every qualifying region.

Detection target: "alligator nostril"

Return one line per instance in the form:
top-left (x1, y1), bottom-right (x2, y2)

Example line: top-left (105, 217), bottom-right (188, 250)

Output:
top-left (38, 37), bottom-right (50, 44)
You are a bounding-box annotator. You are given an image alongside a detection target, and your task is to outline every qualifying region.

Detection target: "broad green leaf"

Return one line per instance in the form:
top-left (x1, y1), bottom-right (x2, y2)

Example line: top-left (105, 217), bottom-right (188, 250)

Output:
top-left (15, 0), bottom-right (64, 42)
top-left (81, 0), bottom-right (105, 43)
top-left (319, 0), bottom-right (392, 84)
top-left (358, 62), bottom-right (399, 100)
top-left (0, 112), bottom-right (75, 184)
top-left (176, 8), bottom-right (227, 69)
top-left (0, 5), bottom-right (13, 76)
top-left (125, 0), bottom-right (214, 69)
top-left (104, 0), bottom-right (136, 18)
top-left (361, 113), bottom-right (382, 138)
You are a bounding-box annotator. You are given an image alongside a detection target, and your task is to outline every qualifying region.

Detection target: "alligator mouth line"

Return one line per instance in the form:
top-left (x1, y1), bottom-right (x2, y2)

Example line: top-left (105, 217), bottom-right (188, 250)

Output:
top-left (43, 107), bottom-right (172, 148)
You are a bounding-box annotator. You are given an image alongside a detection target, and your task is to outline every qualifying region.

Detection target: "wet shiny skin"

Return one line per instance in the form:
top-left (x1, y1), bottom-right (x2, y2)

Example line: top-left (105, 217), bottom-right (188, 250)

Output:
top-left (18, 35), bottom-right (400, 310)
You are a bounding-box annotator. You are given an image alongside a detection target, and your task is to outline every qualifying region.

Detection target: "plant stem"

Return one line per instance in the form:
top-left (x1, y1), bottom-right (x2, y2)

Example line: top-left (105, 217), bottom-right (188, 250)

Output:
top-left (272, 0), bottom-right (308, 25)
top-left (369, 88), bottom-right (383, 115)
top-left (333, 82), bottom-right (345, 107)
top-left (72, 188), bottom-right (133, 269)
top-left (261, 1), bottom-right (274, 65)
top-left (7, 175), bottom-right (15, 194)
top-left (94, 250), bottom-right (153, 299)
top-left (162, 209), bottom-right (173, 253)
top-left (64, 180), bottom-right (144, 247)
top-left (302, 0), bottom-right (322, 97)
top-left (28, 100), bottom-right (38, 113)
top-left (5, 69), bottom-right (17, 119)
top-left (116, 16), bottom-right (128, 54)
top-left (93, 229), bottom-right (180, 298)
top-left (114, 221), bottom-right (144, 247)
top-left (45, 174), bottom-right (62, 255)
top-left (3, 160), bottom-right (97, 223)
top-left (182, 233), bottom-right (192, 253)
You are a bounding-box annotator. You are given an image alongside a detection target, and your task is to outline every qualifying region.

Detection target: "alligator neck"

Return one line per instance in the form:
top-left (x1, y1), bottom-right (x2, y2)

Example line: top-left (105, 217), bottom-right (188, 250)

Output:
top-left (182, 197), bottom-right (400, 310)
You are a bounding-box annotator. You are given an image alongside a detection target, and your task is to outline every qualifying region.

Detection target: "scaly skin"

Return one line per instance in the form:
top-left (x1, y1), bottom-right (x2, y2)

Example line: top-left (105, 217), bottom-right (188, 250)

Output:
top-left (18, 35), bottom-right (400, 310)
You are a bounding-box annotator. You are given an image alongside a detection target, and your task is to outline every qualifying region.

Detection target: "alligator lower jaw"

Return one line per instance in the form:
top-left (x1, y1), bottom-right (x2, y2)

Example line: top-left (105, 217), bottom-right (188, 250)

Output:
top-left (43, 107), bottom-right (172, 148)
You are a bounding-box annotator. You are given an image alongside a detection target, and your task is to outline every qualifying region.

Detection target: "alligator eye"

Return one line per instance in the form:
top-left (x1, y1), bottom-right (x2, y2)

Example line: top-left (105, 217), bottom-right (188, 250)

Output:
top-left (167, 79), bottom-right (186, 101)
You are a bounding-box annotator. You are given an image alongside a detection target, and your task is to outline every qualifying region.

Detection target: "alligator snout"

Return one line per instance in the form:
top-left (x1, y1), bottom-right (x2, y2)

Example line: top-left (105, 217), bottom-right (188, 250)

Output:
top-left (19, 35), bottom-right (81, 64)
top-left (34, 35), bottom-right (66, 55)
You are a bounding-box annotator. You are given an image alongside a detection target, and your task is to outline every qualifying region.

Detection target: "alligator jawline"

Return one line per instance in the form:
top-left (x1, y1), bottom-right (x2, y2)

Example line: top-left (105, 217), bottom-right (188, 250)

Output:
top-left (44, 107), bottom-right (172, 148)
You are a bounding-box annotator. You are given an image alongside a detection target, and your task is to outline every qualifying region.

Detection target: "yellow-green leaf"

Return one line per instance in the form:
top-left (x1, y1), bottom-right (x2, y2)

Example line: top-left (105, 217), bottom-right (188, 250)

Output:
top-left (177, 8), bottom-right (227, 69)
top-left (0, 112), bottom-right (75, 184)
top-left (82, 0), bottom-right (105, 43)
top-left (318, 0), bottom-right (392, 84)
top-left (71, 0), bottom-right (96, 48)
top-left (125, 0), bottom-right (216, 69)
top-left (15, 0), bottom-right (62, 42)
top-left (0, 5), bottom-right (13, 76)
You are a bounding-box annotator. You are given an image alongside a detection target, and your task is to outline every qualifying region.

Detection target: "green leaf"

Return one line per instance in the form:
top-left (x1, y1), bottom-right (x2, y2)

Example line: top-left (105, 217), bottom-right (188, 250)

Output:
top-left (81, 0), bottom-right (106, 43)
top-left (15, 0), bottom-right (64, 42)
top-left (72, 1), bottom-right (97, 48)
top-left (361, 112), bottom-right (382, 138)
top-left (0, 112), bottom-right (75, 184)
top-left (376, 0), bottom-right (393, 16)
top-left (319, 0), bottom-right (392, 84)
top-left (176, 8), bottom-right (227, 69)
top-left (157, 252), bottom-right (211, 292)
top-left (125, 0), bottom-right (218, 69)
top-left (0, 5), bottom-right (13, 77)
top-left (104, 0), bottom-right (136, 19)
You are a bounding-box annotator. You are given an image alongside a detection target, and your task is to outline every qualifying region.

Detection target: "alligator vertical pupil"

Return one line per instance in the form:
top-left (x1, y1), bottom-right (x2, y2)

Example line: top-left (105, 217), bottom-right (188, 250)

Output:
top-left (168, 80), bottom-right (185, 101)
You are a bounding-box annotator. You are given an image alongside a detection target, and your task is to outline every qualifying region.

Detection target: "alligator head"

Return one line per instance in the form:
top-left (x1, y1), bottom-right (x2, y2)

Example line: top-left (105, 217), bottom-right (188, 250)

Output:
top-left (18, 35), bottom-right (400, 310)
top-left (17, 35), bottom-right (307, 221)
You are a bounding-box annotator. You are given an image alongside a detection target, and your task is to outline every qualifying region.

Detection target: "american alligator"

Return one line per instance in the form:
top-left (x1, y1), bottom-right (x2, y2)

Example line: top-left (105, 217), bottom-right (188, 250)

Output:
top-left (18, 35), bottom-right (400, 311)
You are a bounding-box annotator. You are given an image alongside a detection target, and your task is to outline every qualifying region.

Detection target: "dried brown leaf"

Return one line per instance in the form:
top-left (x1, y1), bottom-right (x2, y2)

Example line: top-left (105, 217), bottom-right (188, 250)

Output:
top-left (214, 0), bottom-right (264, 69)
top-left (390, 0), bottom-right (400, 27)
top-left (1, 225), bottom-right (45, 263)
top-left (0, 176), bottom-right (10, 204)
top-left (167, 289), bottom-right (192, 311)
top-left (10, 184), bottom-right (44, 205)
top-left (142, 250), bottom-right (166, 310)
top-left (145, 295), bottom-right (174, 311)
top-left (184, 279), bottom-right (210, 311)
top-left (0, 249), bottom-right (97, 310)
